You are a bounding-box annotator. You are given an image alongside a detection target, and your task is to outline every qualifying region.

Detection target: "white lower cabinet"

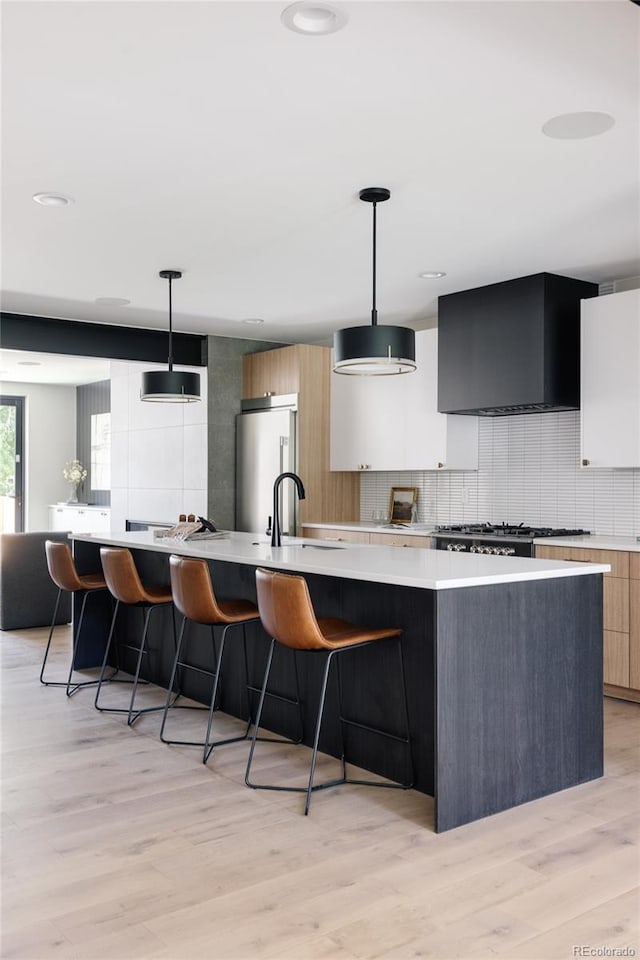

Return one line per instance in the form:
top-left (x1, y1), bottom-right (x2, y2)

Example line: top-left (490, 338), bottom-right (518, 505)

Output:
top-left (581, 288), bottom-right (640, 469)
top-left (48, 505), bottom-right (111, 533)
top-left (330, 329), bottom-right (478, 471)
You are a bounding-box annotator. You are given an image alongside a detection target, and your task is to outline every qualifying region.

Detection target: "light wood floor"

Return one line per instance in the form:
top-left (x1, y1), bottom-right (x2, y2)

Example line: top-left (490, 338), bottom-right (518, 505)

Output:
top-left (2, 625), bottom-right (639, 960)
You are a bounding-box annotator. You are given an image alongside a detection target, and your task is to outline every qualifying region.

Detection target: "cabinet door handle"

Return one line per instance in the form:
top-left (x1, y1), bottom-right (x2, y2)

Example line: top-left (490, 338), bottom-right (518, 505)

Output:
top-left (582, 458), bottom-right (590, 466)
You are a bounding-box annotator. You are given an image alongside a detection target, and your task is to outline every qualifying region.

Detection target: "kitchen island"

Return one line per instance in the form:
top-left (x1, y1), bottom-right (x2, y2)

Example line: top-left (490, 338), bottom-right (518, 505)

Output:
top-left (71, 530), bottom-right (609, 832)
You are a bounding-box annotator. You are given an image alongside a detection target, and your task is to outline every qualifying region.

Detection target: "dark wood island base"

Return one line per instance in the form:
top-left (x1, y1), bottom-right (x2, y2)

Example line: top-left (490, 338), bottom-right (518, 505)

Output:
top-left (72, 536), bottom-right (604, 832)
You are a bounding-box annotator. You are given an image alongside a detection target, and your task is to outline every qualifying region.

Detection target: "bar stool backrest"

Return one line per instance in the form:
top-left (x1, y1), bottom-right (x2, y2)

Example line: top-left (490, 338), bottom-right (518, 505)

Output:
top-left (255, 567), bottom-right (330, 651)
top-left (169, 555), bottom-right (229, 625)
top-left (100, 547), bottom-right (148, 605)
top-left (45, 540), bottom-right (84, 593)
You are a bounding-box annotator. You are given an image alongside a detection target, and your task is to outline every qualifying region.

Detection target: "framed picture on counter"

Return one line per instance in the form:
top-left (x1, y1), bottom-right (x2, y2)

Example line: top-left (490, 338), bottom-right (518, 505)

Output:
top-left (389, 487), bottom-right (418, 524)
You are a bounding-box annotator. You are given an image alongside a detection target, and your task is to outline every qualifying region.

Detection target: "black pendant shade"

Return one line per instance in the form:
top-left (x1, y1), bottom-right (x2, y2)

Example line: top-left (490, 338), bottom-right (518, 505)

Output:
top-left (140, 270), bottom-right (201, 403)
top-left (333, 188), bottom-right (416, 376)
top-left (140, 369), bottom-right (201, 402)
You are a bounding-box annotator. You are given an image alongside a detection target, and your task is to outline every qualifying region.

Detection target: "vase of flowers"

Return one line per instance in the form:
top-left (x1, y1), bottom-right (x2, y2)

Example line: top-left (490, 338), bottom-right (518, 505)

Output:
top-left (63, 459), bottom-right (87, 504)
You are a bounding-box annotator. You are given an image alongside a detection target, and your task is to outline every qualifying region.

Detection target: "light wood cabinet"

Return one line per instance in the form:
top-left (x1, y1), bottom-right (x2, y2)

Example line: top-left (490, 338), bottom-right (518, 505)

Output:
top-left (535, 543), bottom-right (639, 700)
top-left (630, 553), bottom-right (640, 691)
top-left (330, 329), bottom-right (478, 472)
top-left (242, 345), bottom-right (359, 531)
top-left (302, 525), bottom-right (431, 549)
top-left (580, 288), bottom-right (640, 468)
top-left (369, 532), bottom-right (431, 548)
top-left (302, 527), bottom-right (370, 544)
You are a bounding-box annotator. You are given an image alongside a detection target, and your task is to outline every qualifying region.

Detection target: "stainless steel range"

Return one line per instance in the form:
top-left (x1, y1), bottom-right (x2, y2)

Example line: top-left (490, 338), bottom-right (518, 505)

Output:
top-left (432, 523), bottom-right (589, 558)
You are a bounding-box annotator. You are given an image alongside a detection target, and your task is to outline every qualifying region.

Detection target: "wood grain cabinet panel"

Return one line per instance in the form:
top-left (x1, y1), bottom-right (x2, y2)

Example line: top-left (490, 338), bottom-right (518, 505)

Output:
top-left (242, 346), bottom-right (360, 529)
top-left (242, 346), bottom-right (300, 398)
top-left (604, 577), bottom-right (629, 633)
top-left (535, 544), bottom-right (638, 700)
top-left (302, 527), bottom-right (431, 548)
top-left (604, 630), bottom-right (630, 687)
top-left (630, 558), bottom-right (640, 690)
top-left (302, 527), bottom-right (370, 544)
top-left (369, 533), bottom-right (431, 548)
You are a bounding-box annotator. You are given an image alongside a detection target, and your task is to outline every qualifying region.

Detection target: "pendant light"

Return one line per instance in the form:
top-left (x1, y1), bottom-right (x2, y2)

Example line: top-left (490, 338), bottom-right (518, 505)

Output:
top-left (333, 188), bottom-right (416, 375)
top-left (140, 270), bottom-right (201, 402)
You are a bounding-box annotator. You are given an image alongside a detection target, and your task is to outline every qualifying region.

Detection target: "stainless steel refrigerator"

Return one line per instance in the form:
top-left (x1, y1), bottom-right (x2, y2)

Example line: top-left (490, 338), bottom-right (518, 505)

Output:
top-left (235, 394), bottom-right (298, 535)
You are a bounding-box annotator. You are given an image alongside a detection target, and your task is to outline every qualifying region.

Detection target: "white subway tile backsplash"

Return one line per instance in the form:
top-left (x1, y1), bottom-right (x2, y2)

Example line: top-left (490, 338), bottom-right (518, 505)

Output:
top-left (361, 410), bottom-right (640, 536)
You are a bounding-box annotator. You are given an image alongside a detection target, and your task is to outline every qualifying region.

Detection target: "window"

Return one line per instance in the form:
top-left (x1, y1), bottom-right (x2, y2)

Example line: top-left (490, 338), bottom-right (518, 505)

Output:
top-left (90, 412), bottom-right (111, 491)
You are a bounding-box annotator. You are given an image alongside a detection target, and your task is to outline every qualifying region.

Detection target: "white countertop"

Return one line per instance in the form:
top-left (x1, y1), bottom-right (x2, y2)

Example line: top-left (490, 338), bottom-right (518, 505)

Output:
top-left (303, 522), bottom-right (640, 552)
top-left (534, 534), bottom-right (640, 552)
top-left (302, 521), bottom-right (434, 536)
top-left (71, 530), bottom-right (610, 591)
top-left (51, 503), bottom-right (109, 510)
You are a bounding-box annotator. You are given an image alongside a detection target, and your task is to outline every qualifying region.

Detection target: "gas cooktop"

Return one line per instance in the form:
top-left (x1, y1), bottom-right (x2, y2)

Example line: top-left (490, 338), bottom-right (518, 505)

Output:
top-left (433, 523), bottom-right (589, 539)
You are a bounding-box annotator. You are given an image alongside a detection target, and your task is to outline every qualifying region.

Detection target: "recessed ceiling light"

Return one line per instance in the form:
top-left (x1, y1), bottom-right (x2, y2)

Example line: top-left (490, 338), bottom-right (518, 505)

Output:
top-left (281, 2), bottom-right (348, 35)
top-left (419, 271), bottom-right (447, 280)
top-left (18, 360), bottom-right (41, 366)
top-left (95, 297), bottom-right (131, 306)
top-left (542, 112), bottom-right (615, 140)
top-left (240, 318), bottom-right (265, 325)
top-left (32, 192), bottom-right (75, 207)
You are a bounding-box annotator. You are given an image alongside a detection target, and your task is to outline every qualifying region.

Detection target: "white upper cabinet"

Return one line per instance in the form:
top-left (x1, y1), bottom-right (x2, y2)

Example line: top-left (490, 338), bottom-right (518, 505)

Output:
top-left (581, 288), bottom-right (640, 469)
top-left (330, 329), bottom-right (478, 471)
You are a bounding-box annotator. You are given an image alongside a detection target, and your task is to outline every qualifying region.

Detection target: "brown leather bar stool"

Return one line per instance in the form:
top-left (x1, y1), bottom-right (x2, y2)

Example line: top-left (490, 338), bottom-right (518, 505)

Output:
top-left (94, 546), bottom-right (177, 726)
top-left (41, 540), bottom-right (109, 696)
top-left (161, 554), bottom-right (302, 764)
top-left (245, 567), bottom-right (414, 815)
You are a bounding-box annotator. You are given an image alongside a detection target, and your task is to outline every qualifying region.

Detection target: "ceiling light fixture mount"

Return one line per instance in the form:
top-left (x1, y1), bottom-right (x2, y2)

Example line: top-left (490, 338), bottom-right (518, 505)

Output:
top-left (281, 1), bottom-right (348, 35)
top-left (140, 270), bottom-right (201, 403)
top-left (32, 192), bottom-right (74, 207)
top-left (95, 297), bottom-right (131, 307)
top-left (333, 188), bottom-right (416, 376)
top-left (541, 111), bottom-right (615, 140)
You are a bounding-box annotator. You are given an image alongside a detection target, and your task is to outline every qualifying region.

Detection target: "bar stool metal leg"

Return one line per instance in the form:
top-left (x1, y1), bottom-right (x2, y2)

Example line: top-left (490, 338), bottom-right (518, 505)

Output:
top-left (94, 600), bottom-right (168, 719)
top-left (40, 586), bottom-right (111, 696)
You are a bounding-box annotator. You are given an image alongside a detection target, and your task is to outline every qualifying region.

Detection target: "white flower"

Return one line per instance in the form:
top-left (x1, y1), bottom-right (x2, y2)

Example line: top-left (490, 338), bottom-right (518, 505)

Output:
top-left (63, 459), bottom-right (87, 484)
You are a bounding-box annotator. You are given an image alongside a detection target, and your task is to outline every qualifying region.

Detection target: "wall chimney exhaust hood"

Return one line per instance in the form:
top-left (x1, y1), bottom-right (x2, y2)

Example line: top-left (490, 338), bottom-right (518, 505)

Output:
top-left (437, 273), bottom-right (598, 417)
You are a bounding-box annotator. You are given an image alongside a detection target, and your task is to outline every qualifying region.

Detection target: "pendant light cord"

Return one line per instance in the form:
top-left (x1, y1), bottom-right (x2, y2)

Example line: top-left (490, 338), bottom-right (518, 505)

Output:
top-left (167, 275), bottom-right (174, 371)
top-left (371, 200), bottom-right (378, 326)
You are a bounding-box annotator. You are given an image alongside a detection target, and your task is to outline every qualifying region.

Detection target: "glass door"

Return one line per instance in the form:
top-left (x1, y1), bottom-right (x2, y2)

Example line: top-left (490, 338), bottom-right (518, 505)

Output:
top-left (0, 396), bottom-right (25, 532)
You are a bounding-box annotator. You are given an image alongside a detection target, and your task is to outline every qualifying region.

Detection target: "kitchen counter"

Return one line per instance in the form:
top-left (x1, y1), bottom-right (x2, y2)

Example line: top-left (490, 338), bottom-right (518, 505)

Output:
top-left (70, 529), bottom-right (605, 832)
top-left (535, 534), bottom-right (640, 552)
top-left (71, 529), bottom-right (609, 590)
top-left (305, 522), bottom-right (640, 552)
top-left (302, 520), bottom-right (434, 537)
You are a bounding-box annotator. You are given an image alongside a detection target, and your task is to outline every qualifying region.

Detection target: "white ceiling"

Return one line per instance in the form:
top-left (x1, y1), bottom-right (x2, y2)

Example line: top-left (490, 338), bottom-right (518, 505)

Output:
top-left (0, 349), bottom-right (111, 386)
top-left (1, 0), bottom-right (638, 354)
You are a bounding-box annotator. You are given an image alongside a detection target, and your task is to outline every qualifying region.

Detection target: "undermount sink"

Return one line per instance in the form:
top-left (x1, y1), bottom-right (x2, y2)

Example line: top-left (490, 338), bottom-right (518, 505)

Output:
top-left (250, 540), bottom-right (345, 550)
top-left (299, 543), bottom-right (345, 550)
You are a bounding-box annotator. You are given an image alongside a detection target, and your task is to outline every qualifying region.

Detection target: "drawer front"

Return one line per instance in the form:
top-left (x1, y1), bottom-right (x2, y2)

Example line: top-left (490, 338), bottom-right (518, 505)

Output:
top-left (369, 533), bottom-right (431, 548)
top-left (604, 577), bottom-right (630, 634)
top-left (604, 630), bottom-right (630, 687)
top-left (630, 553), bottom-right (640, 580)
top-left (630, 577), bottom-right (640, 690)
top-left (301, 527), bottom-right (370, 544)
top-left (535, 545), bottom-right (629, 578)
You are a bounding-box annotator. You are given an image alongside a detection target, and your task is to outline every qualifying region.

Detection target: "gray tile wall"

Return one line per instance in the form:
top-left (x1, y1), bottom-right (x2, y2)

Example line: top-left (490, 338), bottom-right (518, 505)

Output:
top-left (207, 335), bottom-right (281, 529)
top-left (360, 411), bottom-right (640, 536)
